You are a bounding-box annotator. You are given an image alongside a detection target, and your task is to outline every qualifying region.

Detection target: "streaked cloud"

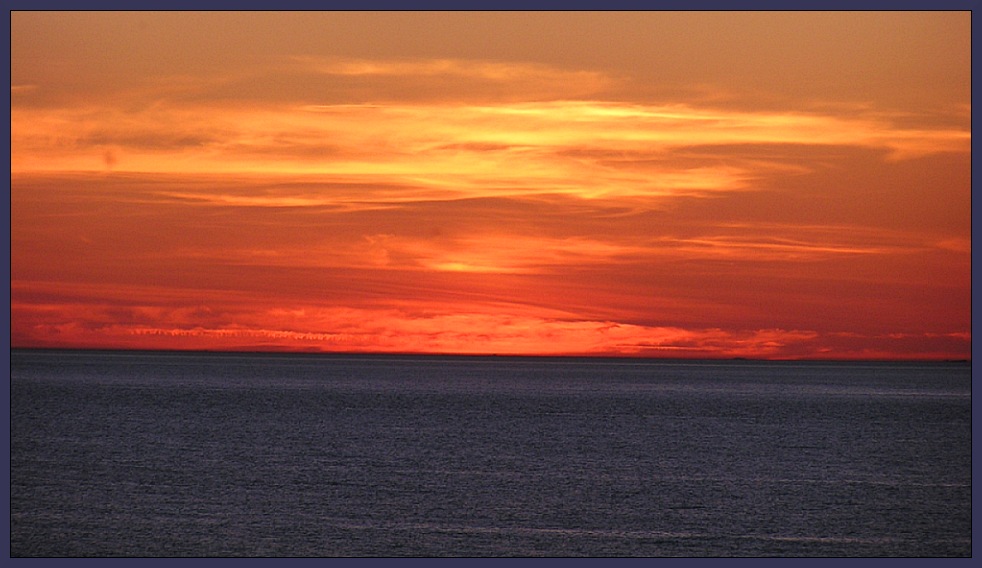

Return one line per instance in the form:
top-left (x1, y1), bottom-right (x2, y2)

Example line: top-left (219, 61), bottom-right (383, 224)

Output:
top-left (10, 90), bottom-right (969, 209)
top-left (11, 84), bottom-right (39, 94)
top-left (293, 55), bottom-right (615, 97)
top-left (13, 289), bottom-right (968, 360)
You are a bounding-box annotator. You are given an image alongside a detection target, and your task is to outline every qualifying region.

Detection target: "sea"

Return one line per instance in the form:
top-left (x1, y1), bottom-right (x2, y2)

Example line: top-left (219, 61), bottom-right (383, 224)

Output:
top-left (8, 349), bottom-right (973, 557)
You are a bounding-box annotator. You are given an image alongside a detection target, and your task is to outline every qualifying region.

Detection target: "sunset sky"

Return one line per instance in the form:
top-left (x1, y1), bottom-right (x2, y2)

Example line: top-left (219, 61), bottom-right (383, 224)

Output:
top-left (10, 11), bottom-right (971, 359)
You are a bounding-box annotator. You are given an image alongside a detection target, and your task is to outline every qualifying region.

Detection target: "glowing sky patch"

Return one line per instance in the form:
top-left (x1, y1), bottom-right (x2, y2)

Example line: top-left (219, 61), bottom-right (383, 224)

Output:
top-left (10, 11), bottom-right (971, 359)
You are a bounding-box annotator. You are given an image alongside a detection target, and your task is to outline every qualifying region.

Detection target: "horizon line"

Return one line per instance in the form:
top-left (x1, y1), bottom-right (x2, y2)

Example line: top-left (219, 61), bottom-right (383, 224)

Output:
top-left (8, 346), bottom-right (971, 364)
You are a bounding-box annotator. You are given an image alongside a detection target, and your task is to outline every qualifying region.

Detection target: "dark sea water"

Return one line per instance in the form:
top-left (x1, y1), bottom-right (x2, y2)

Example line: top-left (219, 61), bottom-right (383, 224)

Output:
top-left (9, 349), bottom-right (972, 557)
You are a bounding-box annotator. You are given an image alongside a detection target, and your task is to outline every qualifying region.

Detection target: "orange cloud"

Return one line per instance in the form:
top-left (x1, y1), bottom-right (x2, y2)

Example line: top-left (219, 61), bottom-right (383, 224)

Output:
top-left (11, 61), bottom-right (969, 199)
top-left (14, 288), bottom-right (968, 360)
top-left (292, 56), bottom-right (615, 98)
top-left (9, 287), bottom-right (827, 358)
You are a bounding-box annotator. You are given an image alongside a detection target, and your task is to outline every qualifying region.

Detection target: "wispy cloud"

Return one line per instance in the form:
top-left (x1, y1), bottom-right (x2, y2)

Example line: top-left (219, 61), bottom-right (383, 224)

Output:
top-left (11, 84), bottom-right (39, 94)
top-left (296, 56), bottom-right (612, 84)
top-left (11, 89), bottom-right (969, 209)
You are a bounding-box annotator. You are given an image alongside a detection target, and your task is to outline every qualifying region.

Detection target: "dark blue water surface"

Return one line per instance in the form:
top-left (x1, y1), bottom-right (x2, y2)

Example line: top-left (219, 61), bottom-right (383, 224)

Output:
top-left (9, 350), bottom-right (972, 557)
